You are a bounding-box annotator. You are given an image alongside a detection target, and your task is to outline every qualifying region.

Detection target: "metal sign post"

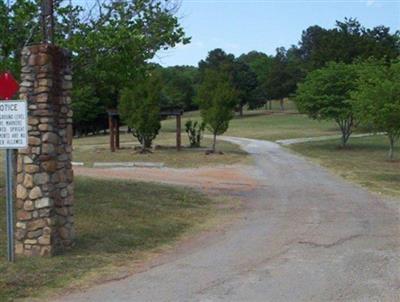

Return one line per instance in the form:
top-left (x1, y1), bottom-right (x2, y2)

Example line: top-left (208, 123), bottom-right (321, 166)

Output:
top-left (5, 149), bottom-right (14, 262)
top-left (0, 100), bottom-right (28, 262)
top-left (0, 72), bottom-right (26, 262)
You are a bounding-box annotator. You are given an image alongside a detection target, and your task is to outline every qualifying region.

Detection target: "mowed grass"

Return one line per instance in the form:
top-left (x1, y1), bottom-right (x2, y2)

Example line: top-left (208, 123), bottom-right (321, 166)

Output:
top-left (0, 177), bottom-right (217, 301)
top-left (74, 100), bottom-right (339, 168)
top-left (290, 135), bottom-right (400, 197)
top-left (226, 112), bottom-right (338, 141)
top-left (74, 131), bottom-right (250, 168)
top-left (162, 107), bottom-right (339, 142)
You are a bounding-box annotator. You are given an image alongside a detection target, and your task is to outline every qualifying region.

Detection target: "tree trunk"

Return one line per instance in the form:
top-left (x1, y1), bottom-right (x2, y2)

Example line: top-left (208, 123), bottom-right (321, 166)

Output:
top-left (389, 135), bottom-right (395, 161)
top-left (144, 138), bottom-right (152, 149)
top-left (340, 128), bottom-right (351, 148)
top-left (239, 105), bottom-right (244, 117)
top-left (337, 117), bottom-right (354, 148)
top-left (268, 100), bottom-right (272, 110)
top-left (212, 133), bottom-right (217, 153)
top-left (280, 99), bottom-right (284, 111)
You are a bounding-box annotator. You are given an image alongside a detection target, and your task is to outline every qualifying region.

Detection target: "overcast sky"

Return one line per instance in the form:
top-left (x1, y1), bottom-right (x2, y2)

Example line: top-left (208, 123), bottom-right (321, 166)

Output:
top-left (151, 0), bottom-right (400, 67)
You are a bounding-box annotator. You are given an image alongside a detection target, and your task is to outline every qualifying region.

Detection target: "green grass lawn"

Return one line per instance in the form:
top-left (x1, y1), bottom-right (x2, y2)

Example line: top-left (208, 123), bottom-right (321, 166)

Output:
top-left (162, 109), bottom-right (339, 142)
top-left (74, 132), bottom-right (250, 168)
top-left (289, 135), bottom-right (400, 197)
top-left (0, 177), bottom-right (223, 301)
top-left (226, 112), bottom-right (338, 141)
top-left (73, 101), bottom-right (340, 168)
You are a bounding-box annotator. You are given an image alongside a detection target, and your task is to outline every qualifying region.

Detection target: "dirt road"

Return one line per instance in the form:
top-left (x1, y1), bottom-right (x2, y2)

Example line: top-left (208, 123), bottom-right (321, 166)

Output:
top-left (74, 163), bottom-right (259, 193)
top-left (58, 137), bottom-right (400, 302)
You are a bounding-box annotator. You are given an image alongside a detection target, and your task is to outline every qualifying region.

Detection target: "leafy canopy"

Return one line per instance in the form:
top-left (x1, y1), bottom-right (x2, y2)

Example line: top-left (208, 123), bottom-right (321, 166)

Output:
top-left (352, 60), bottom-right (400, 159)
top-left (197, 69), bottom-right (237, 151)
top-left (296, 18), bottom-right (400, 71)
top-left (295, 62), bottom-right (358, 146)
top-left (0, 0), bottom-right (188, 134)
top-left (199, 48), bottom-right (258, 114)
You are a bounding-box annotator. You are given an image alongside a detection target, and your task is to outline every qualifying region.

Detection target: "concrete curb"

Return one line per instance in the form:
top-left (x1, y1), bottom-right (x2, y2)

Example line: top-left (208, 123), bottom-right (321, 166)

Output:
top-left (276, 132), bottom-right (385, 146)
top-left (92, 162), bottom-right (164, 168)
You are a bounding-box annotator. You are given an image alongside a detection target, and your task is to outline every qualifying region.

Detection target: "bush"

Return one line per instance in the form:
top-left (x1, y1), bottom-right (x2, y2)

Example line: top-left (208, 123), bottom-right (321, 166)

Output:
top-left (185, 120), bottom-right (206, 148)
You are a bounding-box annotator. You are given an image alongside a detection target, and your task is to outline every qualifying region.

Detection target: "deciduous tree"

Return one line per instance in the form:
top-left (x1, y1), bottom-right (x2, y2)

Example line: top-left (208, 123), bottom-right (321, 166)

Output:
top-left (353, 60), bottom-right (400, 160)
top-left (199, 49), bottom-right (257, 116)
top-left (197, 70), bottom-right (237, 153)
top-left (295, 62), bottom-right (358, 147)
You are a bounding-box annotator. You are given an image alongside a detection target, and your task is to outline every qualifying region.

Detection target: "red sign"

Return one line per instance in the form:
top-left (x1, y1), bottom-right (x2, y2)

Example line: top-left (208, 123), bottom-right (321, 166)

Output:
top-left (0, 72), bottom-right (19, 100)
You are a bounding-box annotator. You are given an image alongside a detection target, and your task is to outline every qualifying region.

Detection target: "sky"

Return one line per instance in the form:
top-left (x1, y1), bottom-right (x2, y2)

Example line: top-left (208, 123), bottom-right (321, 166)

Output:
top-left (152, 0), bottom-right (400, 67)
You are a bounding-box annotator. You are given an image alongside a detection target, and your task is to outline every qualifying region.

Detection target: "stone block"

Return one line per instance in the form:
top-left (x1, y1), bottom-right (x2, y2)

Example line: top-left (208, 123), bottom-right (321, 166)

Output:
top-left (40, 246), bottom-right (52, 256)
top-left (16, 222), bottom-right (27, 229)
top-left (41, 160), bottom-right (57, 172)
top-left (27, 219), bottom-right (46, 231)
top-left (17, 210), bottom-right (32, 221)
top-left (33, 173), bottom-right (49, 185)
top-left (42, 143), bottom-right (56, 155)
top-left (15, 243), bottom-right (24, 255)
top-left (28, 137), bottom-right (41, 146)
top-left (15, 229), bottom-right (27, 240)
top-left (38, 235), bottom-right (51, 245)
top-left (16, 185), bottom-right (28, 200)
top-left (23, 174), bottom-right (34, 188)
top-left (23, 200), bottom-right (34, 211)
top-left (25, 164), bottom-right (39, 174)
top-left (24, 239), bottom-right (38, 245)
top-left (27, 229), bottom-right (42, 239)
top-left (29, 186), bottom-right (42, 199)
top-left (35, 197), bottom-right (52, 209)
top-left (42, 132), bottom-right (58, 144)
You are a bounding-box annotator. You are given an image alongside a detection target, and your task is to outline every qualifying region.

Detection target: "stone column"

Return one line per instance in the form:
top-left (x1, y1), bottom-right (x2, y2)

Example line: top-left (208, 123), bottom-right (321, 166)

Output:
top-left (15, 44), bottom-right (74, 257)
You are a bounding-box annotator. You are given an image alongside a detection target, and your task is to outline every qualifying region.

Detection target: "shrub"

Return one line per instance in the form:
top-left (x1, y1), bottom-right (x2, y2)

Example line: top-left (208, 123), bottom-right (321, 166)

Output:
top-left (185, 120), bottom-right (206, 148)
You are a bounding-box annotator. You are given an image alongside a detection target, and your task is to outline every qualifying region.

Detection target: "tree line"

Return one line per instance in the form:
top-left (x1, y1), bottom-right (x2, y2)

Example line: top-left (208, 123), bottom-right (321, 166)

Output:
top-left (0, 0), bottom-right (189, 135)
top-left (0, 2), bottom-right (398, 154)
top-left (120, 18), bottom-right (399, 153)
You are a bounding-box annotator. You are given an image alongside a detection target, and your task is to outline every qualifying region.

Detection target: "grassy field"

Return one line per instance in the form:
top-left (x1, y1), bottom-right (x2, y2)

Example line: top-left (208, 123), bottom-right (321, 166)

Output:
top-left (0, 177), bottom-right (227, 301)
top-left (73, 100), bottom-right (339, 168)
top-left (226, 112), bottom-right (338, 141)
top-left (162, 109), bottom-right (339, 142)
top-left (290, 135), bottom-right (400, 197)
top-left (73, 132), bottom-right (250, 168)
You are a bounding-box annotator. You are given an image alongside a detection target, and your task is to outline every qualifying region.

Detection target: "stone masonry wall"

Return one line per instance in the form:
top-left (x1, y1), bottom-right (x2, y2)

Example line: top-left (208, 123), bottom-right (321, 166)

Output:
top-left (15, 44), bottom-right (74, 257)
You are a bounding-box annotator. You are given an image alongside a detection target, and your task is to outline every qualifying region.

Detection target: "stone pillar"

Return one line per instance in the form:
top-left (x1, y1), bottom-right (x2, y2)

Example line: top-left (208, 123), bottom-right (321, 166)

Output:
top-left (15, 44), bottom-right (74, 257)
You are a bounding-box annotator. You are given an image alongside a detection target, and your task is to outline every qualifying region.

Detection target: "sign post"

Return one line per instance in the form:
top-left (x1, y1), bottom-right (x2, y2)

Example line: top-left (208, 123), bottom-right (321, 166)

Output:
top-left (5, 148), bottom-right (14, 262)
top-left (0, 72), bottom-right (27, 262)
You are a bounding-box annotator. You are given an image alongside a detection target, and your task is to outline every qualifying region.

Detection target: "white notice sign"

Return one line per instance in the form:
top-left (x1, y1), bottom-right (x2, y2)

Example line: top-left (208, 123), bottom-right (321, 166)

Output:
top-left (0, 100), bottom-right (28, 149)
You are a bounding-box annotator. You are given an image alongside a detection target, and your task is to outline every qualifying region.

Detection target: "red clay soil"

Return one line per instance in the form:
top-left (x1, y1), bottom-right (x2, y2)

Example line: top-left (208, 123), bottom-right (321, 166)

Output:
top-left (74, 164), bottom-right (260, 193)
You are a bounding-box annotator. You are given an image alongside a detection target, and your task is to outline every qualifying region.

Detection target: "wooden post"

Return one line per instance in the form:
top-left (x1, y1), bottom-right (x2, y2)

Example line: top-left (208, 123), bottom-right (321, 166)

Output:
top-left (115, 117), bottom-right (120, 150)
top-left (109, 115), bottom-right (115, 152)
top-left (176, 114), bottom-right (181, 151)
top-left (41, 0), bottom-right (54, 44)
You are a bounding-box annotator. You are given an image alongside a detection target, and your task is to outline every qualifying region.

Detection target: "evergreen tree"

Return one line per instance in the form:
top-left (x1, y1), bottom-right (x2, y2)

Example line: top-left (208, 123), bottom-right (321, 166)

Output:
top-left (119, 74), bottom-right (162, 152)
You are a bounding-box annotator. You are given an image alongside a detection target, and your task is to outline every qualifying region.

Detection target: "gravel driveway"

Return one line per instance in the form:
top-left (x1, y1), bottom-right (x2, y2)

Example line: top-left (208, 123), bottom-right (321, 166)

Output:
top-left (56, 137), bottom-right (400, 302)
